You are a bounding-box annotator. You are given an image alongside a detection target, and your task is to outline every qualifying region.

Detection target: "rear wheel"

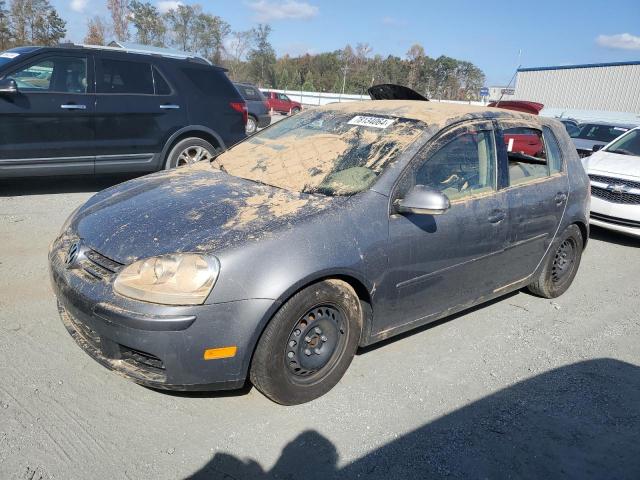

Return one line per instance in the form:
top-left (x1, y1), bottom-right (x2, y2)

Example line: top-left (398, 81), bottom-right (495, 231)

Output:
top-left (250, 280), bottom-right (362, 405)
top-left (164, 137), bottom-right (217, 169)
top-left (527, 224), bottom-right (583, 298)
top-left (246, 116), bottom-right (257, 134)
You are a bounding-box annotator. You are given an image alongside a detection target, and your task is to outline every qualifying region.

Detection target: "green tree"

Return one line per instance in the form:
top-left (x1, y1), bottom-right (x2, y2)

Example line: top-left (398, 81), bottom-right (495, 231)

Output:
top-left (247, 24), bottom-right (275, 86)
top-left (9, 0), bottom-right (65, 46)
top-left (192, 12), bottom-right (230, 64)
top-left (129, 0), bottom-right (165, 46)
top-left (164, 4), bottom-right (199, 51)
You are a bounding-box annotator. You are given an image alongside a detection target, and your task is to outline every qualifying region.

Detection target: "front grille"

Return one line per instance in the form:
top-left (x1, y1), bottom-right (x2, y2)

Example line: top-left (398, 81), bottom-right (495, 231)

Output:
top-left (591, 187), bottom-right (640, 205)
top-left (79, 249), bottom-right (123, 280)
top-left (589, 174), bottom-right (640, 190)
top-left (591, 212), bottom-right (640, 229)
top-left (589, 174), bottom-right (640, 205)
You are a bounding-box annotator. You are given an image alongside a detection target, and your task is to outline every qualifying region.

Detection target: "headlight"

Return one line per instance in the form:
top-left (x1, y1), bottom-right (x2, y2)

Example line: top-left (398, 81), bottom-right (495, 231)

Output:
top-left (113, 254), bottom-right (220, 305)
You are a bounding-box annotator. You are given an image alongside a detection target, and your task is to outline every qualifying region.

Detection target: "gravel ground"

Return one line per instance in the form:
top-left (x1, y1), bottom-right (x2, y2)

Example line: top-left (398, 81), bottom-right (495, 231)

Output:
top-left (1, 175), bottom-right (639, 480)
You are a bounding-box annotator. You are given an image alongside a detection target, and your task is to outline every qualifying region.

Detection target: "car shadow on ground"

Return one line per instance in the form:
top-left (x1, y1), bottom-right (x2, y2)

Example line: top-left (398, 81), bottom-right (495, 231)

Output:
top-left (186, 358), bottom-right (640, 479)
top-left (589, 225), bottom-right (640, 248)
top-left (0, 174), bottom-right (141, 196)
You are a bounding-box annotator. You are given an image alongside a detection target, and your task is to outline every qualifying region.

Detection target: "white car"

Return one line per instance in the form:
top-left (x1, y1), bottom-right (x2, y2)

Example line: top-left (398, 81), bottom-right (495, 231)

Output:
top-left (582, 127), bottom-right (640, 237)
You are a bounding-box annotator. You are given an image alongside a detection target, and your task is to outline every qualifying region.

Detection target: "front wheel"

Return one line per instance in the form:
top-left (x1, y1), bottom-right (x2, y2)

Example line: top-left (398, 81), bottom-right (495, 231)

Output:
top-left (250, 280), bottom-right (362, 405)
top-left (164, 137), bottom-right (217, 169)
top-left (291, 107), bottom-right (301, 115)
top-left (527, 224), bottom-right (583, 298)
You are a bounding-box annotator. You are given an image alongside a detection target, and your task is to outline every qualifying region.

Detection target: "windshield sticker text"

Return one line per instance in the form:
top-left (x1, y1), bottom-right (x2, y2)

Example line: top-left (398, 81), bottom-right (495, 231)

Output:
top-left (348, 116), bottom-right (396, 129)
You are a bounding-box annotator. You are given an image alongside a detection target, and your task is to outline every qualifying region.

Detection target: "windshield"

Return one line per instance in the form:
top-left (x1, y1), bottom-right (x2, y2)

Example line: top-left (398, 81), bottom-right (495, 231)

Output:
top-left (214, 109), bottom-right (423, 195)
top-left (571, 123), bottom-right (630, 142)
top-left (0, 47), bottom-right (38, 68)
top-left (604, 129), bottom-right (640, 157)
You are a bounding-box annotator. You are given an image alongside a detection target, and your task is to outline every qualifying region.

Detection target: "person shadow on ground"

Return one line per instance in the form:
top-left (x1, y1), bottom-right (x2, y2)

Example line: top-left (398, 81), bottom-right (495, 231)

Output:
top-left (186, 358), bottom-right (640, 480)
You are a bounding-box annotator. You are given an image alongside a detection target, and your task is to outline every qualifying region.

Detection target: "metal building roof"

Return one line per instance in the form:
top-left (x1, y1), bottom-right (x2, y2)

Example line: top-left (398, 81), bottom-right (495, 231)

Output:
top-left (519, 61), bottom-right (640, 72)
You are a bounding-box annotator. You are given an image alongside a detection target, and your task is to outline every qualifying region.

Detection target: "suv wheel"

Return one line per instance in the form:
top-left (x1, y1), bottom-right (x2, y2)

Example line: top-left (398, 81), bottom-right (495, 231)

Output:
top-left (527, 224), bottom-right (583, 298)
top-left (165, 137), bottom-right (218, 169)
top-left (291, 107), bottom-right (301, 115)
top-left (246, 116), bottom-right (257, 134)
top-left (250, 280), bottom-right (362, 405)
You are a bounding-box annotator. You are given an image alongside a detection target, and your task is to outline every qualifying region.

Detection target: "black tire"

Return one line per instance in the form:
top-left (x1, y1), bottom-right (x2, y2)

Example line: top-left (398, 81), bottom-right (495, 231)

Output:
top-left (246, 116), bottom-right (257, 134)
top-left (527, 224), bottom-right (583, 298)
top-left (164, 137), bottom-right (218, 170)
top-left (250, 280), bottom-right (362, 405)
top-left (291, 107), bottom-right (301, 115)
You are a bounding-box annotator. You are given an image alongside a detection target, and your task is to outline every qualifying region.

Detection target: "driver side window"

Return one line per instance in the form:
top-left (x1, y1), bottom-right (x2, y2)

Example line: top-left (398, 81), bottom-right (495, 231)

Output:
top-left (413, 129), bottom-right (497, 201)
top-left (6, 56), bottom-right (87, 93)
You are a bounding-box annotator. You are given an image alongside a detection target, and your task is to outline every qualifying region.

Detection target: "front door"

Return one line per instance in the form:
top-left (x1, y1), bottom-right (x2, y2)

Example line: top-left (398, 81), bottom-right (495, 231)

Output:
top-left (376, 121), bottom-right (513, 336)
top-left (0, 53), bottom-right (95, 176)
top-left (93, 55), bottom-right (187, 173)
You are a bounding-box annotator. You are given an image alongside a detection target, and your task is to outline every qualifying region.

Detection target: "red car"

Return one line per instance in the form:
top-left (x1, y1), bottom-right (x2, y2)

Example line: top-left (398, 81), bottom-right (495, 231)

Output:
top-left (262, 91), bottom-right (302, 114)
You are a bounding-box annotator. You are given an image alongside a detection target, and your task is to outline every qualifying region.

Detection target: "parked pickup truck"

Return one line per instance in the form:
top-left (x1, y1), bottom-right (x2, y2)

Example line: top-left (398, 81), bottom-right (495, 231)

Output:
top-left (262, 91), bottom-right (302, 114)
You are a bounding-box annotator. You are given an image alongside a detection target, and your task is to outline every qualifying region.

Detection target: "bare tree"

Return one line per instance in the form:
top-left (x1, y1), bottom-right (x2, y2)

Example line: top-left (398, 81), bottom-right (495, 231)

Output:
top-left (164, 4), bottom-right (200, 51)
top-left (84, 16), bottom-right (108, 45)
top-left (106, 0), bottom-right (128, 41)
top-left (225, 30), bottom-right (253, 79)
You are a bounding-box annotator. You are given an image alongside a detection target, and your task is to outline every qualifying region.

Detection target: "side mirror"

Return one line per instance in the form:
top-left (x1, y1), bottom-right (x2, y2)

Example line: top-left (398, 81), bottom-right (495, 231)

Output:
top-left (396, 185), bottom-right (451, 215)
top-left (592, 144), bottom-right (603, 153)
top-left (0, 78), bottom-right (17, 94)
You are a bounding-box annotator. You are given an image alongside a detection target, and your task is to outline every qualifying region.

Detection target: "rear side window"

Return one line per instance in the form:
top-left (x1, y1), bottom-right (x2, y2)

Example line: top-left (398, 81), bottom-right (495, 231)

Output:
top-left (503, 126), bottom-right (549, 185)
top-left (182, 67), bottom-right (238, 98)
top-left (98, 59), bottom-right (154, 94)
top-left (236, 85), bottom-right (262, 101)
top-left (543, 127), bottom-right (563, 174)
top-left (152, 67), bottom-right (172, 95)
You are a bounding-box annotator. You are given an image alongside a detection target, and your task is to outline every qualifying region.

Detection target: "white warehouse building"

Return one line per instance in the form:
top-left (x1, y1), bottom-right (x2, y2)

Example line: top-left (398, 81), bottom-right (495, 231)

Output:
top-left (514, 61), bottom-right (640, 114)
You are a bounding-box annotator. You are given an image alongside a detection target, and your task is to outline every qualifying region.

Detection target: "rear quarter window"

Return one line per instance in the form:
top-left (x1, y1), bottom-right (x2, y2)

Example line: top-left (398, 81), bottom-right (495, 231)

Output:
top-left (182, 67), bottom-right (239, 98)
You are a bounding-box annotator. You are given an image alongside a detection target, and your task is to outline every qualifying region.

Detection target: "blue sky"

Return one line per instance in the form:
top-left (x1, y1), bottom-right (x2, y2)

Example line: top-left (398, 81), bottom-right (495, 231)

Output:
top-left (52, 0), bottom-right (640, 85)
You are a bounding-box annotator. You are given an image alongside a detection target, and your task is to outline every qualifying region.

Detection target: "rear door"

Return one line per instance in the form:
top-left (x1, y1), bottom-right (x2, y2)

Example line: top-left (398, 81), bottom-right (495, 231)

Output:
top-left (0, 52), bottom-right (95, 176)
top-left (93, 55), bottom-right (187, 173)
top-left (497, 121), bottom-right (569, 281)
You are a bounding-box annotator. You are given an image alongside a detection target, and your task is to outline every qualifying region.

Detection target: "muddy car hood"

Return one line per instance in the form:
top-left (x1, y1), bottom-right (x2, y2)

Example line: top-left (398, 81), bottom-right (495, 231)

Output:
top-left (72, 163), bottom-right (337, 264)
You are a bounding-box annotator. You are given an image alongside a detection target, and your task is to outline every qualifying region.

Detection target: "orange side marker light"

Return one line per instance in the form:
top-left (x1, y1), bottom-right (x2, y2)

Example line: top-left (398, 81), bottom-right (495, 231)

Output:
top-left (203, 346), bottom-right (237, 360)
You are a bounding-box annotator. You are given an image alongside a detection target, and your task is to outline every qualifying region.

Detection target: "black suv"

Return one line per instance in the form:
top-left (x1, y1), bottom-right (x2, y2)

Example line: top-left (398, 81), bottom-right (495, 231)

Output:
top-left (0, 44), bottom-right (247, 177)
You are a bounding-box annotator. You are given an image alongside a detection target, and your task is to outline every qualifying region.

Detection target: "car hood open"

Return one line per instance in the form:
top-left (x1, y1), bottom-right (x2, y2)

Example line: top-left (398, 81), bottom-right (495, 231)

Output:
top-left (72, 163), bottom-right (337, 264)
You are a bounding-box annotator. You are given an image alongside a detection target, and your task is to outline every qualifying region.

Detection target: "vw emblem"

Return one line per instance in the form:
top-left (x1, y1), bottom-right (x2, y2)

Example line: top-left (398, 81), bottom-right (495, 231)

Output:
top-left (65, 241), bottom-right (80, 266)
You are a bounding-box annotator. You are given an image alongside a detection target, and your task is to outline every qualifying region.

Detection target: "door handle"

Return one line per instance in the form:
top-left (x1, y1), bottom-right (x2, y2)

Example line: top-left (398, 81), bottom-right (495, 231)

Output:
top-left (488, 210), bottom-right (506, 223)
top-left (160, 104), bottom-right (180, 110)
top-left (60, 104), bottom-right (86, 110)
top-left (554, 192), bottom-right (567, 205)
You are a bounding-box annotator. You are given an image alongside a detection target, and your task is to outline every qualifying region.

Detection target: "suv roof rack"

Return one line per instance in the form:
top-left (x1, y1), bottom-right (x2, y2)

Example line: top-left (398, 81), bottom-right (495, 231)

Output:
top-left (60, 41), bottom-right (212, 65)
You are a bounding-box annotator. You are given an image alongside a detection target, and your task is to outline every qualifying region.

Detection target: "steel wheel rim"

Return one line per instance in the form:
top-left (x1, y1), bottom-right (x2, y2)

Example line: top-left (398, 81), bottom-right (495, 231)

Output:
top-left (177, 146), bottom-right (212, 166)
top-left (551, 238), bottom-right (576, 284)
top-left (246, 118), bottom-right (256, 133)
top-left (285, 304), bottom-right (347, 380)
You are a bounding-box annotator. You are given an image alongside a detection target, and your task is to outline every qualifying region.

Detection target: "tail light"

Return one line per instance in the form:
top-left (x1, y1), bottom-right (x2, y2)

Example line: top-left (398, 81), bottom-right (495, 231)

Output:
top-left (230, 101), bottom-right (248, 125)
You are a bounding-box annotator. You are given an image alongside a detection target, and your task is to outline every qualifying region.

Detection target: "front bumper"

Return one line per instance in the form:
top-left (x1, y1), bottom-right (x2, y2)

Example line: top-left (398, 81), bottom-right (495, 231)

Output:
top-left (49, 235), bottom-right (277, 391)
top-left (589, 195), bottom-right (640, 238)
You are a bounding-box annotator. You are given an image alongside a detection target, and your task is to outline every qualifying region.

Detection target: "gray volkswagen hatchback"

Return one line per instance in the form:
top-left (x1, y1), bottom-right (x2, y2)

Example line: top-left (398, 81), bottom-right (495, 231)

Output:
top-left (50, 100), bottom-right (590, 404)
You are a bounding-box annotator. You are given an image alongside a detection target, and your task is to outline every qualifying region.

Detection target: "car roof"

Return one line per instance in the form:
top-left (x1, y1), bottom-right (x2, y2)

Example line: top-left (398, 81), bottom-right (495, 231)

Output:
top-left (322, 100), bottom-right (542, 127)
top-left (577, 121), bottom-right (636, 129)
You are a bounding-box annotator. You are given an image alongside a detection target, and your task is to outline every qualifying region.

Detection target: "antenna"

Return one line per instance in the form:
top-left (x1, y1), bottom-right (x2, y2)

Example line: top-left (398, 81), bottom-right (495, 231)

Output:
top-left (496, 49), bottom-right (522, 108)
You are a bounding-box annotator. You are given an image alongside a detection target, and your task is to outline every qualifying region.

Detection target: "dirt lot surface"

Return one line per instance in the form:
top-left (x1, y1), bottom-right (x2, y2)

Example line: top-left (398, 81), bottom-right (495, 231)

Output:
top-left (1, 175), bottom-right (639, 480)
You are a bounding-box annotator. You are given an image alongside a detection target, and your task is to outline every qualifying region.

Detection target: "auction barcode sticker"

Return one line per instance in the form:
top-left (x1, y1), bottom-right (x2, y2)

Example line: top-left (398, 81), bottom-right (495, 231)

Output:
top-left (0, 52), bottom-right (19, 59)
top-left (348, 115), bottom-right (396, 129)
